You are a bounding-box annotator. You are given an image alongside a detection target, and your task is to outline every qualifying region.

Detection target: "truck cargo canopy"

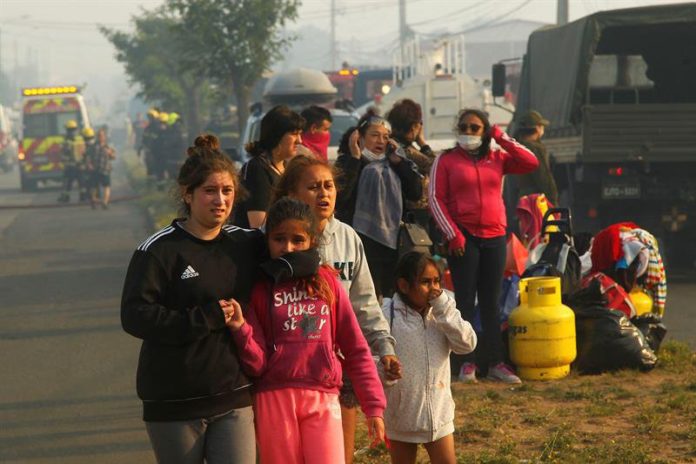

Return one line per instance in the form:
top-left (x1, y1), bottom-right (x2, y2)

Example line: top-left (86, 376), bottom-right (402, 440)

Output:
top-left (518, 3), bottom-right (696, 128)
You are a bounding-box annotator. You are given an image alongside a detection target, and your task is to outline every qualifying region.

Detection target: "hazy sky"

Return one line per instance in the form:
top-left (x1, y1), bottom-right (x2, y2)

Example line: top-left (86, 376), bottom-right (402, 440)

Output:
top-left (0, 0), bottom-right (688, 111)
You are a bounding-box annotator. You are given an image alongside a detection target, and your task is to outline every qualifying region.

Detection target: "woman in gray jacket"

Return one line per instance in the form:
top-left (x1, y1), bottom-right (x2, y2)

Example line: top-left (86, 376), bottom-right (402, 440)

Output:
top-left (383, 252), bottom-right (476, 464)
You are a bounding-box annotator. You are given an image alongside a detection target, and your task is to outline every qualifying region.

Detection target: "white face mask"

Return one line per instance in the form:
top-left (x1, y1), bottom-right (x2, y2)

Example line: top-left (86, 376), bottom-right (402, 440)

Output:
top-left (361, 147), bottom-right (384, 162)
top-left (457, 135), bottom-right (482, 151)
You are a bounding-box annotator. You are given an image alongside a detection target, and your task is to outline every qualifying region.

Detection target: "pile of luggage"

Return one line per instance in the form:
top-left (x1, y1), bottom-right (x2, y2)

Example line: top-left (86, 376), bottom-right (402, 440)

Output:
top-left (505, 207), bottom-right (667, 374)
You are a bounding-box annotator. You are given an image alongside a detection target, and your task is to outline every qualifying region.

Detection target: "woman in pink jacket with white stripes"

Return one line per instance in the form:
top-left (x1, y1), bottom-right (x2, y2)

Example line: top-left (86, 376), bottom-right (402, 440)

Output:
top-left (428, 109), bottom-right (538, 384)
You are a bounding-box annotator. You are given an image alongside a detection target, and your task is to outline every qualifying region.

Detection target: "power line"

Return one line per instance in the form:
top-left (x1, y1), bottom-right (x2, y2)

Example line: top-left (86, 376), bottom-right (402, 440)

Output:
top-left (459, 0), bottom-right (535, 34)
top-left (0, 19), bottom-right (129, 30)
top-left (409, 1), bottom-right (493, 27)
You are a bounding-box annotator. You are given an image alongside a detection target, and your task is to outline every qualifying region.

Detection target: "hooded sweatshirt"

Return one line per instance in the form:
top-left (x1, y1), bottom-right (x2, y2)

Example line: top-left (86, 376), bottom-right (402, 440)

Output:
top-left (429, 126), bottom-right (539, 250)
top-left (232, 266), bottom-right (386, 418)
top-left (319, 216), bottom-right (396, 358)
top-left (382, 291), bottom-right (476, 442)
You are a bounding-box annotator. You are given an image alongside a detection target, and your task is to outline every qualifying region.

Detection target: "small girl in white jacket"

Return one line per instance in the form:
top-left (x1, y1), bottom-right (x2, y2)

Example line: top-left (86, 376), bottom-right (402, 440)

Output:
top-left (383, 251), bottom-right (477, 464)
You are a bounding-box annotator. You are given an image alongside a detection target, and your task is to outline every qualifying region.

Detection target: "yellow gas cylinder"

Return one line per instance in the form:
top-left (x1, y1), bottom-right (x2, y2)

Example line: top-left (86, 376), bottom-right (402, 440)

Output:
top-left (629, 287), bottom-right (653, 316)
top-left (508, 277), bottom-right (576, 380)
top-left (517, 276), bottom-right (547, 306)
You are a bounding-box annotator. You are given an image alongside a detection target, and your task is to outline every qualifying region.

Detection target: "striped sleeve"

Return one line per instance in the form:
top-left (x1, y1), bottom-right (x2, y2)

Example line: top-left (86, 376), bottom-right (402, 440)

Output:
top-left (137, 226), bottom-right (175, 251)
top-left (495, 130), bottom-right (539, 175)
top-left (428, 153), bottom-right (461, 242)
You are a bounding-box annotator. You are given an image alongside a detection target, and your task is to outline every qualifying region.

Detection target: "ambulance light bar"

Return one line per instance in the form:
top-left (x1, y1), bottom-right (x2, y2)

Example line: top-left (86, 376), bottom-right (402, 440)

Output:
top-left (22, 86), bottom-right (80, 97)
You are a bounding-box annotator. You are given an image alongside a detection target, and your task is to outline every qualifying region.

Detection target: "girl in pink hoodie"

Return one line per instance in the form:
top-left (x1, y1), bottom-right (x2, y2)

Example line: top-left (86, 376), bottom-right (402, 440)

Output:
top-left (226, 197), bottom-right (386, 464)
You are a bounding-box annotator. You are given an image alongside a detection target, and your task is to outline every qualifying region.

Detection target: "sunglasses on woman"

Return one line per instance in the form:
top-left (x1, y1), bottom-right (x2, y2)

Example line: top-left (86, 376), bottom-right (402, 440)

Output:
top-left (458, 123), bottom-right (483, 133)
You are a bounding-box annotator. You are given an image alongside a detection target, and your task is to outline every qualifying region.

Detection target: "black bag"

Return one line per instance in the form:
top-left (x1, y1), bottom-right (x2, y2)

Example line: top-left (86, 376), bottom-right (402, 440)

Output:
top-left (632, 313), bottom-right (668, 353)
top-left (522, 208), bottom-right (581, 298)
top-left (567, 281), bottom-right (658, 374)
top-left (398, 222), bottom-right (433, 256)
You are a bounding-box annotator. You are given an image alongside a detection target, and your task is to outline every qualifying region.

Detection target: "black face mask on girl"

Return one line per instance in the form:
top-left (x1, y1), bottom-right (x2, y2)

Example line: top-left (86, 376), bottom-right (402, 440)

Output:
top-left (260, 249), bottom-right (321, 283)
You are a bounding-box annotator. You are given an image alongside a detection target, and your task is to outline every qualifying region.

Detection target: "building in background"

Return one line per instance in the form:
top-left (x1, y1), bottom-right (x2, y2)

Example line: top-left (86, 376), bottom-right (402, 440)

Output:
top-left (462, 19), bottom-right (549, 79)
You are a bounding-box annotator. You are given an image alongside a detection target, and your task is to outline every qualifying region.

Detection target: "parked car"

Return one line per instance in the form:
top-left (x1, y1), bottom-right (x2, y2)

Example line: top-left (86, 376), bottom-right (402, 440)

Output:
top-left (0, 104), bottom-right (19, 173)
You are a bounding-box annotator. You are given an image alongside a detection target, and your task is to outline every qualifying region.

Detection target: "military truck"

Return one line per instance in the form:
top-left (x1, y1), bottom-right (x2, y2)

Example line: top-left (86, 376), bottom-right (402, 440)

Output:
top-left (493, 3), bottom-right (696, 267)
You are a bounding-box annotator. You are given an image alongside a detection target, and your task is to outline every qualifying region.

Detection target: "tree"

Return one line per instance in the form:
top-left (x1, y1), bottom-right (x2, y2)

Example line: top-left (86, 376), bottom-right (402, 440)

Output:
top-left (169, 0), bottom-right (300, 135)
top-left (100, 8), bottom-right (211, 137)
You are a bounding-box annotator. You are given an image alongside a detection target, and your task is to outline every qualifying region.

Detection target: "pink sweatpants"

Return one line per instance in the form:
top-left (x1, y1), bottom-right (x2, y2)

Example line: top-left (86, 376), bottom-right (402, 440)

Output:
top-left (254, 388), bottom-right (345, 464)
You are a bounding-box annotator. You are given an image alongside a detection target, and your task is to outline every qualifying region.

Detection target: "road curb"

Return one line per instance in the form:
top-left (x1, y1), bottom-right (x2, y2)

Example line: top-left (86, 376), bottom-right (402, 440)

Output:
top-left (0, 194), bottom-right (141, 210)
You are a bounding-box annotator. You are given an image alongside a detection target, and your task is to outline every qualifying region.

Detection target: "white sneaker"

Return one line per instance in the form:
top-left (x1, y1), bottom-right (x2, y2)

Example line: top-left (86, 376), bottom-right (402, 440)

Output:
top-left (458, 362), bottom-right (478, 383)
top-left (486, 363), bottom-right (522, 384)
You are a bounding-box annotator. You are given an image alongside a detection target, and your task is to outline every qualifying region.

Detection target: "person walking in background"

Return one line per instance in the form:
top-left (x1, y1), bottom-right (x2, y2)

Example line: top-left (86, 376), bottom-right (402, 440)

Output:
top-left (164, 112), bottom-right (187, 180)
top-left (334, 109), bottom-right (423, 299)
top-left (228, 198), bottom-right (386, 464)
top-left (429, 109), bottom-right (538, 384)
top-left (234, 105), bottom-right (305, 228)
top-left (121, 134), bottom-right (262, 464)
top-left (152, 112), bottom-right (171, 188)
top-left (81, 127), bottom-right (97, 207)
top-left (298, 105), bottom-right (332, 162)
top-left (133, 112), bottom-right (146, 151)
top-left (272, 155), bottom-right (402, 463)
top-left (86, 128), bottom-right (116, 210)
top-left (383, 252), bottom-right (476, 464)
top-left (139, 109), bottom-right (160, 178)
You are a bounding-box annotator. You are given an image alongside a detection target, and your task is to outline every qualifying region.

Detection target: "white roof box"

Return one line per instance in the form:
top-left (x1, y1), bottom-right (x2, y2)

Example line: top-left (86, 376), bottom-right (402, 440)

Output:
top-left (263, 68), bottom-right (338, 98)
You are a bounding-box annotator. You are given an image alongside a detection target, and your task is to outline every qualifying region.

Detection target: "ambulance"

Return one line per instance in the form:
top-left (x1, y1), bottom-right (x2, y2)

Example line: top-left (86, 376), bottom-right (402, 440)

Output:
top-left (18, 85), bottom-right (91, 191)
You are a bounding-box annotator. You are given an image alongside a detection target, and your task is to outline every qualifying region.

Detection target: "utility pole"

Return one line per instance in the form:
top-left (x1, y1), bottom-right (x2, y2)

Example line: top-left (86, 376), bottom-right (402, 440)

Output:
top-left (557, 0), bottom-right (569, 25)
top-left (14, 40), bottom-right (18, 98)
top-left (330, 0), bottom-right (336, 70)
top-left (0, 27), bottom-right (4, 82)
top-left (399, 0), bottom-right (406, 77)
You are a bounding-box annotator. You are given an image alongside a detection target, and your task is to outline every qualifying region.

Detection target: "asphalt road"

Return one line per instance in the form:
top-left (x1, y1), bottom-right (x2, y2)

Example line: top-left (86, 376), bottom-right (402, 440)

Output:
top-left (0, 156), bottom-right (695, 463)
top-left (0, 159), bottom-right (156, 463)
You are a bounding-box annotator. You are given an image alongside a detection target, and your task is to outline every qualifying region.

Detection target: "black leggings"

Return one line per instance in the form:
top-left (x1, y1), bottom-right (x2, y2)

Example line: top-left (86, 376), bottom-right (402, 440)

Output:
top-left (358, 233), bottom-right (398, 300)
top-left (448, 230), bottom-right (507, 375)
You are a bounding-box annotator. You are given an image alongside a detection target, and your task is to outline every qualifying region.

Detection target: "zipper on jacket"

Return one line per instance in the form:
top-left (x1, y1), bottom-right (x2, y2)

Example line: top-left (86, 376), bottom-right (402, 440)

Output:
top-left (474, 158), bottom-right (483, 236)
top-left (422, 316), bottom-right (435, 441)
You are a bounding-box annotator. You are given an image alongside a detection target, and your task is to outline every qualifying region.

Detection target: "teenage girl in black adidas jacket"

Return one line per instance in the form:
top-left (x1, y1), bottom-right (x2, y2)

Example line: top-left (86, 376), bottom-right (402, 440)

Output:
top-left (121, 134), bottom-right (263, 464)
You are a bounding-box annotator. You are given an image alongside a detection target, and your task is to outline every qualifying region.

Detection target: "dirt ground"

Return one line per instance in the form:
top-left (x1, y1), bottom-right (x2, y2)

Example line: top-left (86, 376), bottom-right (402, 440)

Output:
top-left (353, 341), bottom-right (696, 464)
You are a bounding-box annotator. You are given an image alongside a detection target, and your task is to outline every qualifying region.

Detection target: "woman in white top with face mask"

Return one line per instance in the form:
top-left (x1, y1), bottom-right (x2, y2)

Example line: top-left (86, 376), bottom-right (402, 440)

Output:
top-left (334, 109), bottom-right (423, 300)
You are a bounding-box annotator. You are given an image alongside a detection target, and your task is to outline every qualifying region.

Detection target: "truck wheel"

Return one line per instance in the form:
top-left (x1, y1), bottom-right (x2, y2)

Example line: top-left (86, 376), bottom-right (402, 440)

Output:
top-left (20, 174), bottom-right (37, 192)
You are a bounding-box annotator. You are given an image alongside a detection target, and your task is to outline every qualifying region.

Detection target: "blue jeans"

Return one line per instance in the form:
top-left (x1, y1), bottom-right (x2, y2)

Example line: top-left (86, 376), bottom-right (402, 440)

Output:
top-left (448, 230), bottom-right (507, 376)
top-left (146, 406), bottom-right (255, 464)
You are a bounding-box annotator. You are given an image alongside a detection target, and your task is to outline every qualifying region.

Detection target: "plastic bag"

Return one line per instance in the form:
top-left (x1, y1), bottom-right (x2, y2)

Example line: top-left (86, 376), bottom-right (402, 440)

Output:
top-left (632, 313), bottom-right (667, 353)
top-left (505, 233), bottom-right (528, 276)
top-left (567, 281), bottom-right (657, 374)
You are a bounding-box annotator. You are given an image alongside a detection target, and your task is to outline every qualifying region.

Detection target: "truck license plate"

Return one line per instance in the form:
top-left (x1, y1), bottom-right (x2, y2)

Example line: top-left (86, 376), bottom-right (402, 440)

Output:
top-left (602, 182), bottom-right (641, 199)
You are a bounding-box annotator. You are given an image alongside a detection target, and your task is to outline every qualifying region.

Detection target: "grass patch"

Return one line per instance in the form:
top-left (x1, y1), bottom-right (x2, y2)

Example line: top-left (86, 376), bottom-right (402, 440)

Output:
top-left (573, 441), bottom-right (659, 464)
top-left (657, 340), bottom-right (694, 371)
top-left (585, 397), bottom-right (621, 417)
top-left (635, 406), bottom-right (664, 435)
top-left (356, 348), bottom-right (696, 463)
top-left (539, 425), bottom-right (576, 461)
